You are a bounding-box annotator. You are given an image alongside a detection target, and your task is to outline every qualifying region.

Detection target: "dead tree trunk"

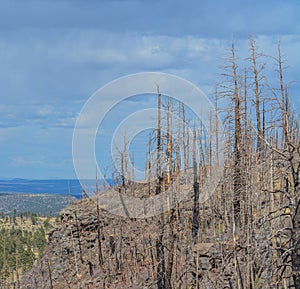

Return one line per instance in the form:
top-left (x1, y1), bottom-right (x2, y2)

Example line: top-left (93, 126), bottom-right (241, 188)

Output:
top-left (278, 41), bottom-right (289, 144)
top-left (96, 201), bottom-right (103, 266)
top-left (292, 191), bottom-right (300, 288)
top-left (167, 98), bottom-right (173, 184)
top-left (156, 84), bottom-right (163, 194)
top-left (231, 39), bottom-right (243, 226)
top-left (165, 210), bottom-right (176, 289)
top-left (250, 37), bottom-right (263, 159)
top-left (155, 84), bottom-right (166, 289)
top-left (192, 128), bottom-right (199, 242)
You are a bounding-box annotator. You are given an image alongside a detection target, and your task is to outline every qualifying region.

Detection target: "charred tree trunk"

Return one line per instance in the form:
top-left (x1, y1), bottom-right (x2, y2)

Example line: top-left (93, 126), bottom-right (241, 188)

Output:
top-left (167, 98), bottom-right (173, 184)
top-left (232, 39), bottom-right (243, 226)
top-left (155, 84), bottom-right (166, 289)
top-left (96, 201), bottom-right (104, 266)
top-left (156, 84), bottom-right (163, 194)
top-left (292, 192), bottom-right (300, 288)
top-left (165, 210), bottom-right (176, 289)
top-left (278, 41), bottom-right (289, 144)
top-left (250, 37), bottom-right (263, 160)
top-left (192, 128), bottom-right (199, 241)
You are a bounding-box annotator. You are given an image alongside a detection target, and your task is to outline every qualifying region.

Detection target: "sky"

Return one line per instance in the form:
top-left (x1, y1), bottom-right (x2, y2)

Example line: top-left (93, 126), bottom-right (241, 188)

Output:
top-left (0, 0), bottom-right (299, 179)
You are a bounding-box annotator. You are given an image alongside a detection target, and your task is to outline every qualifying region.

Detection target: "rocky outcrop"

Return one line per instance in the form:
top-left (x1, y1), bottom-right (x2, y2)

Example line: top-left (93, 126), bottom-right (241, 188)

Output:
top-left (20, 191), bottom-right (271, 289)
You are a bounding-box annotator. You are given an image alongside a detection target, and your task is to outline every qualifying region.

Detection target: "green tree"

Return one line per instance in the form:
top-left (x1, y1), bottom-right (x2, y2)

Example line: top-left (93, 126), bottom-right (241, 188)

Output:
top-left (33, 227), bottom-right (47, 258)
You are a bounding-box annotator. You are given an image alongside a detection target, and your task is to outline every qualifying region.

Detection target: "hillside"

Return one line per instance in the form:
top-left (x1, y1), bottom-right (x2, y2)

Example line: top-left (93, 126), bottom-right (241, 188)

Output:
top-left (19, 179), bottom-right (295, 289)
top-left (20, 189), bottom-right (234, 289)
top-left (0, 214), bottom-right (57, 289)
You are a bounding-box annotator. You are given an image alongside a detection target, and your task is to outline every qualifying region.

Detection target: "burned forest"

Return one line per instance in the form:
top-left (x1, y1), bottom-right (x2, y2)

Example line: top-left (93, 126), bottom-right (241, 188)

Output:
top-left (13, 38), bottom-right (300, 289)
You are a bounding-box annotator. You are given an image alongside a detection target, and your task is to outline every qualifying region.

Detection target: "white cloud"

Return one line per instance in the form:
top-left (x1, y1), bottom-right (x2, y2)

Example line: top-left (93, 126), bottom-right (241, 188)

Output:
top-left (35, 105), bottom-right (55, 116)
top-left (0, 104), bottom-right (77, 128)
top-left (0, 0), bottom-right (299, 178)
top-left (9, 156), bottom-right (44, 167)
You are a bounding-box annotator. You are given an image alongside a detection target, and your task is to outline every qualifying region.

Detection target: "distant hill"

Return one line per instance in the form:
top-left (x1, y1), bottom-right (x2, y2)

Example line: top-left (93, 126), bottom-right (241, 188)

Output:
top-left (0, 193), bottom-right (76, 216)
top-left (0, 179), bottom-right (83, 198)
top-left (0, 178), bottom-right (115, 199)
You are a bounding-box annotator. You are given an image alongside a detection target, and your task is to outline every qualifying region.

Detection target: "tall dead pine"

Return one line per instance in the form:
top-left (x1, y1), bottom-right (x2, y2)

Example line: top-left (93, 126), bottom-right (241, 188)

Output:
top-left (167, 98), bottom-right (173, 184)
top-left (231, 39), bottom-right (243, 226)
top-left (250, 37), bottom-right (263, 159)
top-left (192, 127), bottom-right (199, 241)
top-left (276, 42), bottom-right (300, 288)
top-left (155, 84), bottom-right (166, 289)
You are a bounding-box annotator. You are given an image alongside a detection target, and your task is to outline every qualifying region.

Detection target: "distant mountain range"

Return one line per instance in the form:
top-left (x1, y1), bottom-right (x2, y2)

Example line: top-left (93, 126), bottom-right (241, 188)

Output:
top-left (0, 178), bottom-right (115, 199)
top-left (0, 179), bottom-right (83, 198)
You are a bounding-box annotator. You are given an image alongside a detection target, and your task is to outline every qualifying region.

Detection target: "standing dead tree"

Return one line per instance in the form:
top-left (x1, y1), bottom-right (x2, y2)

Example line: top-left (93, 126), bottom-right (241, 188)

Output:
top-left (264, 41), bottom-right (300, 288)
top-left (192, 127), bottom-right (200, 242)
top-left (231, 39), bottom-right (244, 227)
top-left (249, 36), bottom-right (265, 160)
top-left (155, 84), bottom-right (166, 289)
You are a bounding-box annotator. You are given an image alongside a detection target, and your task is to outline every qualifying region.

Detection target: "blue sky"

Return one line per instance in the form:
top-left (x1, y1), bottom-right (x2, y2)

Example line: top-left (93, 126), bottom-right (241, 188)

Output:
top-left (0, 0), bottom-right (299, 179)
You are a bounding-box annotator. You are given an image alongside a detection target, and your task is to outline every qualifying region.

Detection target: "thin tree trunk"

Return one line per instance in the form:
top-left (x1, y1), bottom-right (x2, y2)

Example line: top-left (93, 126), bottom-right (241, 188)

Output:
top-left (156, 84), bottom-right (166, 289)
top-left (165, 209), bottom-right (176, 289)
top-left (232, 39), bottom-right (243, 226)
top-left (250, 37), bottom-right (263, 159)
top-left (167, 98), bottom-right (173, 184)
top-left (96, 201), bottom-right (104, 266)
top-left (292, 193), bottom-right (300, 288)
top-left (192, 128), bottom-right (199, 241)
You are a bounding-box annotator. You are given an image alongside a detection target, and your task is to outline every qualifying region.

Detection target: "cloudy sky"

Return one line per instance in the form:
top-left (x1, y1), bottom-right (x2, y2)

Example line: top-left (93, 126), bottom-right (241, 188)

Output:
top-left (0, 0), bottom-right (299, 179)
